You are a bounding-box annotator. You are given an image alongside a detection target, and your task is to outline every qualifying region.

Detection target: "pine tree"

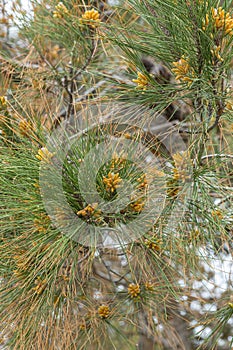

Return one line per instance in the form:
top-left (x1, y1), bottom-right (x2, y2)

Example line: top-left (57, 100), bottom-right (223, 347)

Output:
top-left (0, 1), bottom-right (233, 349)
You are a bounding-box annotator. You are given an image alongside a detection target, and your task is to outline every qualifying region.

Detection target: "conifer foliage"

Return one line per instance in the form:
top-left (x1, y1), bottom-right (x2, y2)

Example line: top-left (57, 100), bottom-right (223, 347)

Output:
top-left (0, 1), bottom-right (232, 349)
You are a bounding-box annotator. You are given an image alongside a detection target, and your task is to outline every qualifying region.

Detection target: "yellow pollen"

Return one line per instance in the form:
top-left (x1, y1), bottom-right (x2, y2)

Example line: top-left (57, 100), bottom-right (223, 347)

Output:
top-left (171, 56), bottom-right (195, 85)
top-left (98, 305), bottom-right (110, 318)
top-left (53, 2), bottom-right (69, 18)
top-left (128, 283), bottom-right (140, 298)
top-left (36, 147), bottom-right (55, 163)
top-left (81, 9), bottom-right (100, 28)
top-left (132, 72), bottom-right (149, 89)
top-left (103, 172), bottom-right (122, 193)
